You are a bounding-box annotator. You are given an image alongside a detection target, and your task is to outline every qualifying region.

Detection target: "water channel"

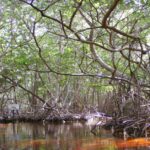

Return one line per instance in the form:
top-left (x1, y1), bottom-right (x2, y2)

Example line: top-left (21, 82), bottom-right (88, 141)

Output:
top-left (0, 122), bottom-right (150, 150)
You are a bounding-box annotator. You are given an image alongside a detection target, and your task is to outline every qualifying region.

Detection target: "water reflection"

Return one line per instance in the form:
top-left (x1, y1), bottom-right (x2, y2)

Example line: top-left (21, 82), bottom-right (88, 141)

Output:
top-left (0, 122), bottom-right (150, 150)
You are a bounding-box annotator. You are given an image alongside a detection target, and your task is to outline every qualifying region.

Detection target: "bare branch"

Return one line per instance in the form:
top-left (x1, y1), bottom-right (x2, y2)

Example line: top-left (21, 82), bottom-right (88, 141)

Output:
top-left (88, 25), bottom-right (123, 77)
top-left (102, 0), bottom-right (120, 27)
top-left (102, 0), bottom-right (139, 39)
top-left (59, 11), bottom-right (68, 38)
top-left (69, 0), bottom-right (83, 28)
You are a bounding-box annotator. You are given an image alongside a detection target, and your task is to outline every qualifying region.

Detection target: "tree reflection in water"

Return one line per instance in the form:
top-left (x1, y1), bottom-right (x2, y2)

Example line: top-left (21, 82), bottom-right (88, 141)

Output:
top-left (0, 123), bottom-right (150, 150)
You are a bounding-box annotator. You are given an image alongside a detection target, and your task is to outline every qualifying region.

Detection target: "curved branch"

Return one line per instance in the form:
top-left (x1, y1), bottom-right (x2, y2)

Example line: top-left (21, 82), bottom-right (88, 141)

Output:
top-left (88, 26), bottom-right (123, 77)
top-left (102, 0), bottom-right (120, 27)
top-left (102, 0), bottom-right (139, 39)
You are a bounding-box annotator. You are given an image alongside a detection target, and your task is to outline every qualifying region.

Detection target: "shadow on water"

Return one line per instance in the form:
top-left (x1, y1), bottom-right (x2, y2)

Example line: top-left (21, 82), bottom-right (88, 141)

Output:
top-left (0, 122), bottom-right (150, 150)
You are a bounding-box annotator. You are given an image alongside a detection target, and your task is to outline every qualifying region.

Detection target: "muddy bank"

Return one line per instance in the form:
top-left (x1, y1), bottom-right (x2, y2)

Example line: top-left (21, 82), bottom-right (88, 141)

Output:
top-left (0, 112), bottom-right (110, 123)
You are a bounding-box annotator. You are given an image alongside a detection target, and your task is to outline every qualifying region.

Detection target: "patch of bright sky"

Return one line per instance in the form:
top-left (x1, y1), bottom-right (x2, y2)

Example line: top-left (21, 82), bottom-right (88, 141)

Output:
top-left (35, 25), bottom-right (48, 36)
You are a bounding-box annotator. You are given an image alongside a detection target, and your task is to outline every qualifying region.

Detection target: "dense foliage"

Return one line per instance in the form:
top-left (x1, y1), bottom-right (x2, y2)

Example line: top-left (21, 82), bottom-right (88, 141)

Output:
top-left (0, 0), bottom-right (149, 116)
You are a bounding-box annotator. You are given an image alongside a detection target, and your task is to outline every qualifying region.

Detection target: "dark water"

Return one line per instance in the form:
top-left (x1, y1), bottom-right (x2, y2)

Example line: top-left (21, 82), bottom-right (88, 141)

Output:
top-left (0, 122), bottom-right (150, 150)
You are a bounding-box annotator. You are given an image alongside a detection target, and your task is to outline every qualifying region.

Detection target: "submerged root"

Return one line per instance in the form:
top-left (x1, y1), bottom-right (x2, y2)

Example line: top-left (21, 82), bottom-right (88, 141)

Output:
top-left (92, 116), bottom-right (150, 138)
